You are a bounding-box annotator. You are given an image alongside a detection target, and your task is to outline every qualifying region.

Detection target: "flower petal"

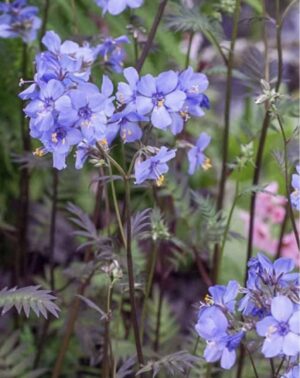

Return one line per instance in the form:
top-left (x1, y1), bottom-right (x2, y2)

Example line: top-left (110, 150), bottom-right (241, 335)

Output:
top-left (221, 348), bottom-right (236, 370)
top-left (164, 90), bottom-right (186, 111)
top-left (282, 333), bottom-right (300, 356)
top-left (151, 106), bottom-right (172, 129)
top-left (261, 335), bottom-right (284, 358)
top-left (137, 74), bottom-right (156, 97)
top-left (271, 296), bottom-right (293, 322)
top-left (156, 71), bottom-right (178, 94)
top-left (256, 316), bottom-right (277, 336)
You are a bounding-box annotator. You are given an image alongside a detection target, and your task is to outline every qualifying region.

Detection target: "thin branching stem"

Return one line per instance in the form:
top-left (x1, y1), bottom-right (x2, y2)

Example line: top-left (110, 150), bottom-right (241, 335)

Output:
top-left (124, 177), bottom-right (145, 368)
top-left (185, 336), bottom-right (199, 378)
top-left (39, 0), bottom-right (50, 49)
top-left (49, 168), bottom-right (58, 291)
top-left (276, 114), bottom-right (300, 249)
top-left (153, 284), bottom-right (164, 352)
top-left (275, 207), bottom-right (288, 259)
top-left (17, 41), bottom-right (31, 284)
top-left (245, 0), bottom-right (284, 272)
top-left (245, 346), bottom-right (259, 378)
top-left (107, 161), bottom-right (127, 248)
top-left (102, 279), bottom-right (113, 378)
top-left (185, 31), bottom-right (194, 69)
top-left (135, 0), bottom-right (169, 73)
top-left (212, 0), bottom-right (241, 283)
top-left (140, 241), bottom-right (159, 341)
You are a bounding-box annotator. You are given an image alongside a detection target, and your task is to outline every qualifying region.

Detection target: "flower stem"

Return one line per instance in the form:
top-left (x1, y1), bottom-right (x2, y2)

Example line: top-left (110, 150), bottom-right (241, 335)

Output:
top-left (107, 161), bottom-right (127, 248)
top-left (135, 0), bottom-right (169, 73)
top-left (185, 31), bottom-right (194, 69)
top-left (140, 241), bottom-right (159, 341)
top-left (212, 0), bottom-right (241, 283)
top-left (102, 280), bottom-right (113, 378)
top-left (49, 168), bottom-right (59, 291)
top-left (215, 178), bottom-right (240, 282)
top-left (276, 115), bottom-right (300, 249)
top-left (124, 177), bottom-right (145, 367)
top-left (16, 42), bottom-right (31, 284)
top-left (39, 0), bottom-right (50, 48)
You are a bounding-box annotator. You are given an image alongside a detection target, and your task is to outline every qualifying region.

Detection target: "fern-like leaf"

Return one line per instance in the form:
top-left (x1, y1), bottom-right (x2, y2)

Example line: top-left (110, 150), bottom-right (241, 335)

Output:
top-left (136, 351), bottom-right (200, 377)
top-left (0, 286), bottom-right (60, 318)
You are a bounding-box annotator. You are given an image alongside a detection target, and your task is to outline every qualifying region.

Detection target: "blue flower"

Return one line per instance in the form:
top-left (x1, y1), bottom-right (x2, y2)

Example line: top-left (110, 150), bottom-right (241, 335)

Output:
top-left (0, 0), bottom-right (41, 43)
top-left (291, 165), bottom-right (300, 211)
top-left (136, 71), bottom-right (186, 129)
top-left (187, 132), bottom-right (211, 175)
top-left (203, 331), bottom-right (244, 370)
top-left (56, 83), bottom-right (108, 143)
top-left (117, 67), bottom-right (139, 111)
top-left (95, 35), bottom-right (130, 73)
top-left (37, 31), bottom-right (96, 83)
top-left (24, 79), bottom-right (65, 134)
top-left (256, 296), bottom-right (300, 358)
top-left (134, 147), bottom-right (176, 186)
top-left (195, 306), bottom-right (228, 340)
top-left (95, 0), bottom-right (144, 15)
top-left (39, 125), bottom-right (82, 170)
top-left (107, 111), bottom-right (147, 144)
top-left (178, 67), bottom-right (209, 118)
top-left (207, 280), bottom-right (239, 313)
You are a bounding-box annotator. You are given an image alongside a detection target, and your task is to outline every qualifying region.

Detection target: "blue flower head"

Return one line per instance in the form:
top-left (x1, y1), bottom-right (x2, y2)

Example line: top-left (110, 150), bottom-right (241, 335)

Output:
top-left (95, 35), bottom-right (130, 73)
top-left (117, 67), bottom-right (139, 111)
top-left (207, 280), bottom-right (239, 313)
top-left (282, 365), bottom-right (300, 378)
top-left (0, 0), bottom-right (41, 43)
top-left (136, 71), bottom-right (186, 130)
top-left (134, 147), bottom-right (176, 186)
top-left (291, 165), bottom-right (300, 211)
top-left (95, 0), bottom-right (144, 15)
top-left (204, 331), bottom-right (244, 370)
top-left (195, 306), bottom-right (228, 340)
top-left (187, 132), bottom-right (212, 175)
top-left (256, 296), bottom-right (300, 358)
top-left (107, 111), bottom-right (147, 144)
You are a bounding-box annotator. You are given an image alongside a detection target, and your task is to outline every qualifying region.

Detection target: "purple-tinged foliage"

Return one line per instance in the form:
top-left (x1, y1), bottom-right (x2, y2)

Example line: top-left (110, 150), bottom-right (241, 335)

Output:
top-left (0, 0), bottom-right (41, 43)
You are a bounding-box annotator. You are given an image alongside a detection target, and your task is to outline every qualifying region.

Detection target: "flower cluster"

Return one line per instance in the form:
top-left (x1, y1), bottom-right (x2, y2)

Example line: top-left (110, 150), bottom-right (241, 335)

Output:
top-left (0, 0), bottom-right (41, 43)
top-left (117, 66), bottom-right (209, 135)
top-left (19, 30), bottom-right (112, 169)
top-left (20, 36), bottom-right (211, 179)
top-left (95, 0), bottom-right (144, 15)
top-left (240, 183), bottom-right (299, 265)
top-left (94, 35), bottom-right (130, 73)
top-left (195, 253), bottom-right (300, 375)
top-left (291, 165), bottom-right (300, 211)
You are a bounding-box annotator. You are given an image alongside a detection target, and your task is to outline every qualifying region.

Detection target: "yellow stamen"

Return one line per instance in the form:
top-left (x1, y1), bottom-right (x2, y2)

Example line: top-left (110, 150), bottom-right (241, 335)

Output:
top-left (156, 175), bottom-right (165, 187)
top-left (204, 294), bottom-right (214, 305)
top-left (157, 99), bottom-right (165, 108)
top-left (33, 147), bottom-right (45, 157)
top-left (202, 158), bottom-right (212, 171)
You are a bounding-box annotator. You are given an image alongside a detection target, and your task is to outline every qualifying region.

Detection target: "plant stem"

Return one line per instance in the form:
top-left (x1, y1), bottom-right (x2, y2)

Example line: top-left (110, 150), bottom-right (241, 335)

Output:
top-left (107, 161), bottom-right (127, 248)
top-left (140, 241), bottom-right (159, 341)
top-left (52, 181), bottom-right (104, 378)
top-left (212, 0), bottom-right (241, 283)
top-left (185, 31), bottom-right (194, 69)
top-left (135, 0), bottom-right (168, 73)
top-left (245, 346), bottom-right (260, 378)
top-left (49, 169), bottom-right (58, 291)
top-left (185, 336), bottom-right (199, 378)
top-left (270, 358), bottom-right (275, 377)
top-left (245, 0), bottom-right (284, 276)
top-left (274, 357), bottom-right (285, 377)
top-left (16, 42), bottom-right (31, 284)
top-left (275, 207), bottom-right (288, 259)
top-left (102, 280), bottom-right (113, 378)
top-left (153, 285), bottom-right (163, 352)
top-left (192, 247), bottom-right (212, 287)
top-left (276, 115), bottom-right (300, 249)
top-left (215, 178), bottom-right (240, 282)
top-left (39, 0), bottom-right (50, 48)
top-left (124, 177), bottom-right (145, 367)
